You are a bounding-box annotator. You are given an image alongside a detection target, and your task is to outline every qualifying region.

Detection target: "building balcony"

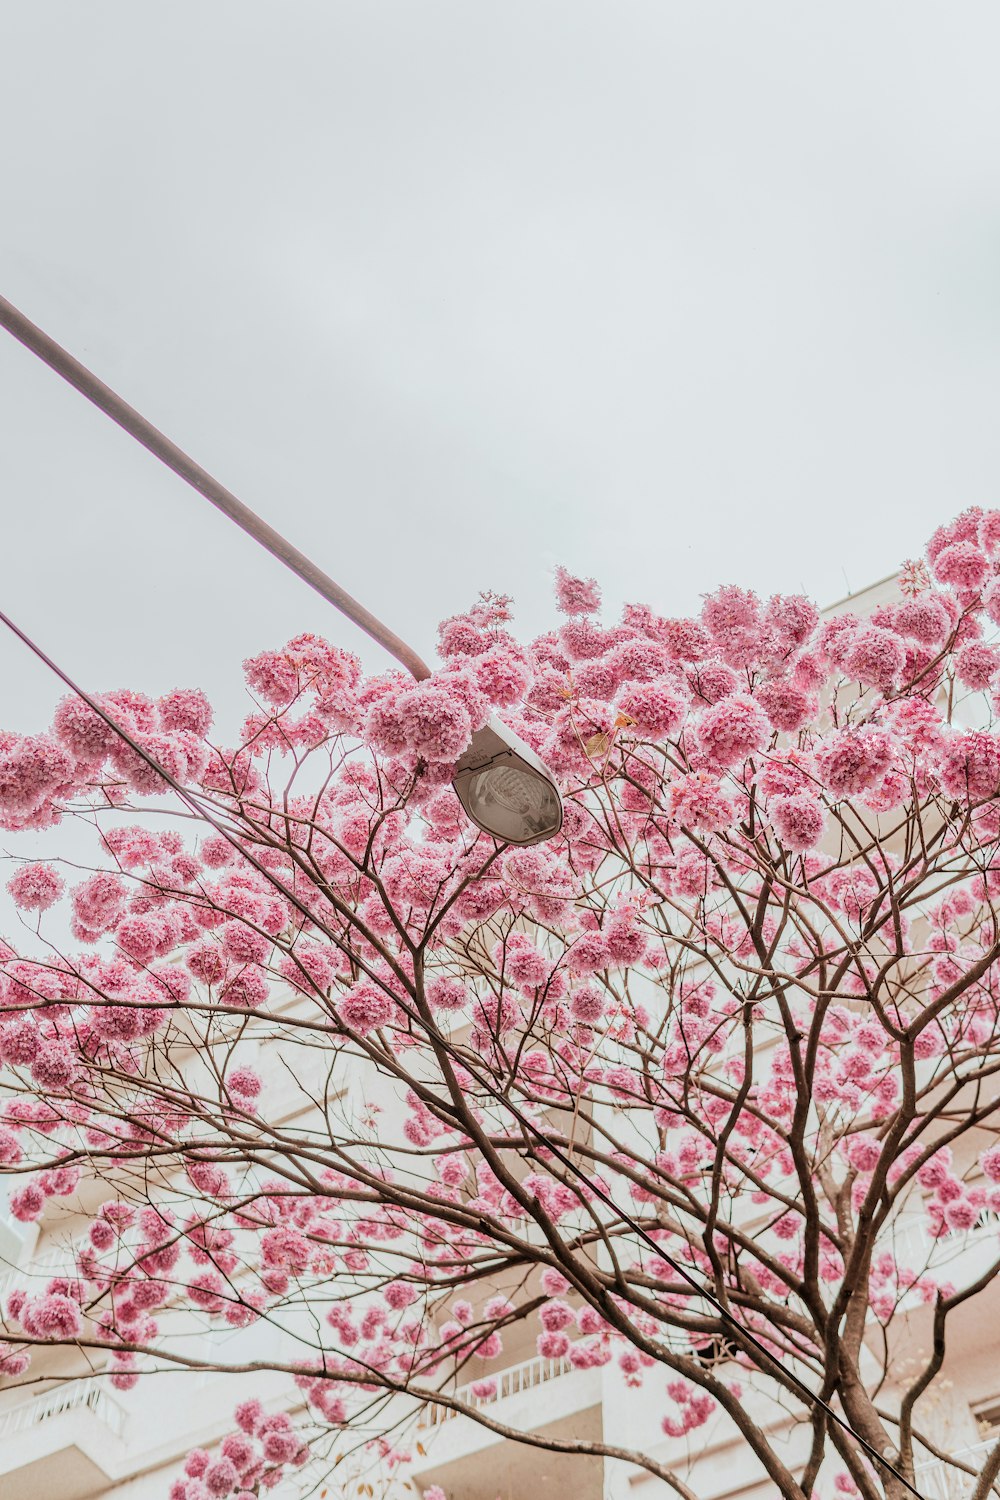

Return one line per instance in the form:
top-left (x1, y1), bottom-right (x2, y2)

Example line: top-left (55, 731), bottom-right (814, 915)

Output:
top-left (916, 1438), bottom-right (997, 1499)
top-left (0, 1378), bottom-right (128, 1500)
top-left (888, 1208), bottom-right (1000, 1289)
top-left (411, 1352), bottom-right (603, 1500)
top-left (418, 1351), bottom-right (578, 1433)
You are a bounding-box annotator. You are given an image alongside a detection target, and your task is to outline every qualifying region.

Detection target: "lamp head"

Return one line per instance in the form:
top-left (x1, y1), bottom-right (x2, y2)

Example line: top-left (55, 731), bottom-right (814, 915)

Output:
top-left (452, 717), bottom-right (563, 846)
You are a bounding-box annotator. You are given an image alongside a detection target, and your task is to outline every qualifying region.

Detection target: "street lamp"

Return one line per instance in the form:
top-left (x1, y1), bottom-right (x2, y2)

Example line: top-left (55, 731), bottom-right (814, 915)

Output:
top-left (0, 295), bottom-right (565, 846)
top-left (453, 716), bottom-right (563, 846)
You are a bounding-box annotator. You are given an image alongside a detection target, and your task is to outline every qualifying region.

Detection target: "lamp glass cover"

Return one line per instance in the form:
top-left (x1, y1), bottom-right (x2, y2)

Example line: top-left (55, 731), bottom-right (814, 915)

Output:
top-left (464, 762), bottom-right (562, 843)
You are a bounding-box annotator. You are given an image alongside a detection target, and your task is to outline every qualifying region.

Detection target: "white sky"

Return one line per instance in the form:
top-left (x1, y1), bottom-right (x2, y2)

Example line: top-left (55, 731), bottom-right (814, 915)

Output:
top-left (2, 3), bottom-right (999, 743)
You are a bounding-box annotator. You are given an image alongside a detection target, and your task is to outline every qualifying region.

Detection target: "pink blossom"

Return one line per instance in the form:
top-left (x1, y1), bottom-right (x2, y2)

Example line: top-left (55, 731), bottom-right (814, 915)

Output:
top-left (605, 909), bottom-right (648, 965)
top-left (438, 614), bottom-right (490, 657)
top-left (474, 645), bottom-right (531, 706)
top-left (259, 1415), bottom-right (300, 1464)
top-left (0, 1344), bottom-right (30, 1377)
top-left (1, 1017), bottom-right (41, 1068)
top-left (668, 771), bottom-right (734, 832)
top-left (559, 617), bottom-right (613, 662)
top-left (52, 694), bottom-right (118, 763)
top-left (944, 1199), bottom-right (979, 1232)
top-left (554, 567), bottom-right (601, 615)
top-left (158, 689), bottom-right (213, 736)
top-left (688, 662), bottom-right (740, 703)
top-left (204, 1458), bottom-right (239, 1497)
top-left (609, 639), bottom-right (672, 683)
top-left (100, 1200), bottom-right (136, 1231)
top-left (220, 966), bottom-right (269, 1009)
top-left (338, 981), bottom-right (397, 1034)
top-left (500, 934), bottom-right (551, 989)
top-left (816, 728), bottom-right (897, 798)
top-left (617, 680), bottom-right (687, 740)
top-left (567, 932), bottom-right (609, 976)
top-left (981, 574), bottom-right (1000, 627)
top-left (845, 1135), bottom-right (881, 1173)
top-left (89, 1220), bottom-right (115, 1250)
top-left (893, 595), bottom-right (951, 644)
top-left (220, 1432), bottom-right (255, 1470)
top-left (980, 1145), bottom-right (1000, 1183)
top-left (0, 1127), bottom-right (22, 1167)
top-left (764, 593), bottom-right (818, 647)
top-left (937, 732), bottom-right (1000, 802)
top-left (228, 1067), bottom-right (262, 1100)
top-left (770, 794), bottom-right (825, 851)
top-left (220, 921), bottom-right (270, 965)
top-left (932, 540), bottom-right (990, 590)
top-left (9, 1184), bottom-right (45, 1221)
top-left (659, 617), bottom-right (710, 661)
top-left (101, 688), bottom-right (157, 734)
top-left (6, 863), bottom-right (64, 911)
top-left (278, 940), bottom-right (338, 994)
top-left (572, 658), bottom-right (620, 699)
top-left (756, 680), bottom-right (815, 733)
top-left (695, 694), bottom-right (770, 766)
top-left (234, 1399), bottom-right (264, 1435)
top-left (426, 976), bottom-right (466, 1012)
top-left (916, 1151), bottom-right (952, 1189)
top-left (570, 985), bottom-right (606, 1023)
top-left (843, 627), bottom-right (906, 692)
top-left (396, 683), bottom-right (474, 763)
top-left (0, 734), bottom-right (74, 815)
top-left (701, 585), bottom-right (759, 645)
top-left (20, 1292), bottom-right (82, 1338)
top-left (539, 1299), bottom-right (574, 1331)
top-left (363, 692), bottom-right (409, 756)
top-left (72, 871), bottom-right (127, 931)
top-left (30, 1040), bottom-right (78, 1091)
top-left (956, 642), bottom-right (1000, 690)
top-left (188, 1272), bottom-right (226, 1312)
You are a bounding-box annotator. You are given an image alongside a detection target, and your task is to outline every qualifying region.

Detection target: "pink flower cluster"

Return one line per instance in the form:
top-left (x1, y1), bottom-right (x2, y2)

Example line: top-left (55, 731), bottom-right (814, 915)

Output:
top-left (172, 1406), bottom-right (308, 1498)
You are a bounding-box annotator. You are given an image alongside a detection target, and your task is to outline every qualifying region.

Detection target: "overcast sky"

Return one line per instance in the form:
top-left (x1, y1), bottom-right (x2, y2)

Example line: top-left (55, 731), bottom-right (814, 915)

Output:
top-left (2, 3), bottom-right (999, 741)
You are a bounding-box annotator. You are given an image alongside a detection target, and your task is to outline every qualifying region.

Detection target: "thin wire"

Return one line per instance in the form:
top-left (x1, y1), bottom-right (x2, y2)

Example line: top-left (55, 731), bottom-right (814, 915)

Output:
top-left (0, 615), bottom-right (926, 1498)
top-left (0, 294), bottom-right (431, 682)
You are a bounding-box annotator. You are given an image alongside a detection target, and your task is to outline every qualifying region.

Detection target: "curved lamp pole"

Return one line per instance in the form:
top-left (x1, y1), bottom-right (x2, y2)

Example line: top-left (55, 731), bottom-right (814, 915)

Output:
top-left (0, 295), bottom-right (562, 846)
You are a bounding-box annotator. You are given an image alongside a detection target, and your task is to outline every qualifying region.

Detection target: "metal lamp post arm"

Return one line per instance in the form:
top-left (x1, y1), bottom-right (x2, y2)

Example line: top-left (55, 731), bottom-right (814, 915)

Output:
top-left (0, 295), bottom-right (432, 682)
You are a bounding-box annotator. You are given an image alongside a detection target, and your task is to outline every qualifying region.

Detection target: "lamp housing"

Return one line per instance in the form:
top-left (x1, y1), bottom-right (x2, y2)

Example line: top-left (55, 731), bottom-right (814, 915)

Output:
top-left (452, 716), bottom-right (563, 846)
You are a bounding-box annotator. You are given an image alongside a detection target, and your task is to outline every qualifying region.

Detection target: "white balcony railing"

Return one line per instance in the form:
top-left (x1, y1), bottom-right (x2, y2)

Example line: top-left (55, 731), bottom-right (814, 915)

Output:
top-left (915, 1438), bottom-right (999, 1499)
top-left (886, 1210), bottom-right (1000, 1271)
top-left (420, 1353), bottom-right (574, 1429)
top-left (0, 1378), bottom-right (127, 1442)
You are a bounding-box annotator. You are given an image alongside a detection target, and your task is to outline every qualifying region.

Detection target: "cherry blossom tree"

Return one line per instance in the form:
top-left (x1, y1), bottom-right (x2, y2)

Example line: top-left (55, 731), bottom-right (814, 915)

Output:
top-left (4, 509), bottom-right (1000, 1500)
